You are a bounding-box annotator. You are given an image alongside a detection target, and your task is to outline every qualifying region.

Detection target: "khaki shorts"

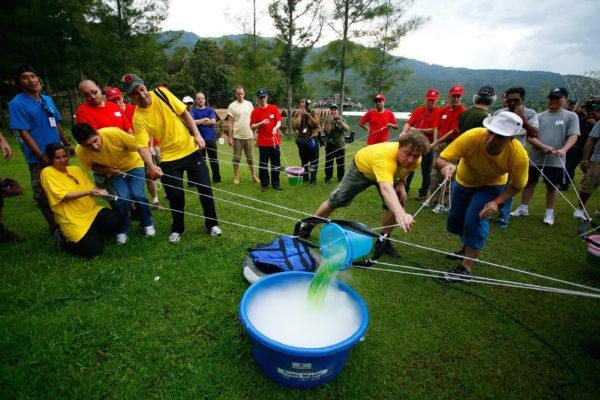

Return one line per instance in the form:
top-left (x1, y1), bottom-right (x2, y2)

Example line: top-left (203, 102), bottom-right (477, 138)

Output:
top-left (232, 138), bottom-right (255, 164)
top-left (327, 162), bottom-right (376, 208)
top-left (580, 162), bottom-right (600, 194)
top-left (28, 163), bottom-right (49, 207)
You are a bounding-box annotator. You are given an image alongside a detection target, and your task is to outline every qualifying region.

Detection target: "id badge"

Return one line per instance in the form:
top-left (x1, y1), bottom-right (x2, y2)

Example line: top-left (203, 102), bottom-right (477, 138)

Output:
top-left (270, 114), bottom-right (275, 119)
top-left (303, 128), bottom-right (307, 134)
top-left (48, 117), bottom-right (57, 127)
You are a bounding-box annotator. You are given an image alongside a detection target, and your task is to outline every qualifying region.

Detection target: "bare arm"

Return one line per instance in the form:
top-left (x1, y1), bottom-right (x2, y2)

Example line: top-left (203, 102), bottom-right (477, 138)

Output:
top-left (180, 109), bottom-right (205, 149)
top-left (378, 181), bottom-right (414, 232)
top-left (63, 187), bottom-right (107, 200)
top-left (553, 134), bottom-right (579, 157)
top-left (138, 147), bottom-right (163, 179)
top-left (580, 136), bottom-right (598, 173)
top-left (479, 182), bottom-right (523, 219)
top-left (17, 129), bottom-right (48, 164)
top-left (57, 122), bottom-right (74, 156)
top-left (0, 132), bottom-right (12, 161)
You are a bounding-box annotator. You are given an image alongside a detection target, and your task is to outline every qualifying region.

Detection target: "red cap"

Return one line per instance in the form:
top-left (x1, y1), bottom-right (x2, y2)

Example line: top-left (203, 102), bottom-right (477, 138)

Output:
top-left (449, 85), bottom-right (464, 95)
top-left (105, 87), bottom-right (123, 100)
top-left (426, 89), bottom-right (439, 100)
top-left (373, 94), bottom-right (385, 101)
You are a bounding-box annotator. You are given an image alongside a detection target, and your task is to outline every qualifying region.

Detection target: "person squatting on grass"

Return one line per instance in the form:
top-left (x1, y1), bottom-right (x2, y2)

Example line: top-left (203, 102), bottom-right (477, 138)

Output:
top-left (8, 64), bottom-right (75, 235)
top-left (122, 73), bottom-right (222, 243)
top-left (434, 111), bottom-right (529, 282)
top-left (40, 143), bottom-right (123, 258)
top-left (72, 123), bottom-right (155, 246)
top-left (299, 130), bottom-right (430, 258)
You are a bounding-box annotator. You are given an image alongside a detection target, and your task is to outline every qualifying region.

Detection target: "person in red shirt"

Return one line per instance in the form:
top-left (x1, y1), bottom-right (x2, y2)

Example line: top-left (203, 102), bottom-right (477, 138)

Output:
top-left (429, 85), bottom-right (465, 213)
top-left (359, 94), bottom-right (398, 145)
top-left (250, 88), bottom-right (283, 192)
top-left (402, 88), bottom-right (441, 200)
top-left (105, 87), bottom-right (162, 210)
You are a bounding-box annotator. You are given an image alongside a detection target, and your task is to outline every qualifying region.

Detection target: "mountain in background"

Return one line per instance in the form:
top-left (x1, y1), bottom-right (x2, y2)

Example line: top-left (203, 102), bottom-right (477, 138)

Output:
top-left (162, 30), bottom-right (568, 111)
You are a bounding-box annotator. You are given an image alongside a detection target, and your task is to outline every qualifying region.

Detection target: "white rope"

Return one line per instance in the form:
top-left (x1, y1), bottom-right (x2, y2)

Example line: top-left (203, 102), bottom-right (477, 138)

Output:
top-left (352, 263), bottom-right (600, 299)
top-left (558, 157), bottom-right (592, 220)
top-left (528, 159), bottom-right (581, 215)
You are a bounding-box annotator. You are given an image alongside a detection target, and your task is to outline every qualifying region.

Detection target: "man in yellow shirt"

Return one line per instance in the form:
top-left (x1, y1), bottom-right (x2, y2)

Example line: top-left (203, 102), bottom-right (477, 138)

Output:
top-left (434, 111), bottom-right (528, 282)
top-left (122, 74), bottom-right (221, 243)
top-left (299, 130), bottom-right (430, 257)
top-left (72, 123), bottom-right (154, 245)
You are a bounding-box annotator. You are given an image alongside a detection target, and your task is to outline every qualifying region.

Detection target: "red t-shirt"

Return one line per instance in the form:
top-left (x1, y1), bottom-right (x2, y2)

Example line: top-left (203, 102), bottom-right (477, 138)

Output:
top-left (250, 104), bottom-right (283, 147)
top-left (123, 103), bottom-right (136, 125)
top-left (435, 104), bottom-right (466, 140)
top-left (76, 101), bottom-right (133, 132)
top-left (407, 106), bottom-right (441, 140)
top-left (359, 109), bottom-right (398, 145)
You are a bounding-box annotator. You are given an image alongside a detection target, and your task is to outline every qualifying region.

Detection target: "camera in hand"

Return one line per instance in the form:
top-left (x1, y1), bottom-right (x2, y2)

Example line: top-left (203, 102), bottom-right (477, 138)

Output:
top-left (305, 99), bottom-right (311, 113)
top-left (333, 116), bottom-right (339, 121)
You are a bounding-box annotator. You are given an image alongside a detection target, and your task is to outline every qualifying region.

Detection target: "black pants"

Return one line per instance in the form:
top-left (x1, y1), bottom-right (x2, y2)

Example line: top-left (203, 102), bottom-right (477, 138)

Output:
top-left (160, 150), bottom-right (218, 233)
top-left (258, 146), bottom-right (281, 187)
top-left (297, 142), bottom-right (319, 183)
top-left (406, 147), bottom-right (434, 196)
top-left (199, 140), bottom-right (221, 183)
top-left (66, 208), bottom-right (123, 258)
top-left (324, 144), bottom-right (345, 182)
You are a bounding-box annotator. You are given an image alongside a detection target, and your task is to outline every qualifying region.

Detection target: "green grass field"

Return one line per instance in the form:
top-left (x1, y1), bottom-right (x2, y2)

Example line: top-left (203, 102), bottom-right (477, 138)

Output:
top-left (1, 128), bottom-right (599, 399)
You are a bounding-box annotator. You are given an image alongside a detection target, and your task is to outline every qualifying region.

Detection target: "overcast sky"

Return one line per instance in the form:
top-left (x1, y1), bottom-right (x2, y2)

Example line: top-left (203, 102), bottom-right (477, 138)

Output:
top-left (163, 0), bottom-right (599, 76)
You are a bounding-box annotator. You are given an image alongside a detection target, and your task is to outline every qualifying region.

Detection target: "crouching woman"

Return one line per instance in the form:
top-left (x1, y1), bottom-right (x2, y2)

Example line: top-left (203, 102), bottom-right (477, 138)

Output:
top-left (41, 143), bottom-right (122, 258)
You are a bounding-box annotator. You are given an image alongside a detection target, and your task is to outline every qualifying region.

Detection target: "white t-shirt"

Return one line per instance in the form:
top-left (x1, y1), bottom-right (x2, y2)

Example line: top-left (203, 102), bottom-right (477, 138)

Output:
top-left (227, 100), bottom-right (255, 140)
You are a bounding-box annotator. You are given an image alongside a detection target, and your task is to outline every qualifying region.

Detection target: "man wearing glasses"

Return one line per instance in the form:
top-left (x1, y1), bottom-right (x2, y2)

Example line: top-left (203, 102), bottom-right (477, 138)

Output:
top-left (76, 80), bottom-right (134, 201)
top-left (8, 64), bottom-right (74, 235)
top-left (359, 94), bottom-right (399, 145)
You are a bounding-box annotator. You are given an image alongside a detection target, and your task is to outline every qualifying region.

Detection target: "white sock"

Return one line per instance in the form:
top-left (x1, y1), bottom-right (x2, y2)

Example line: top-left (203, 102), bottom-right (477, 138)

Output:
top-left (545, 208), bottom-right (554, 216)
top-left (520, 204), bottom-right (529, 211)
top-left (152, 197), bottom-right (159, 203)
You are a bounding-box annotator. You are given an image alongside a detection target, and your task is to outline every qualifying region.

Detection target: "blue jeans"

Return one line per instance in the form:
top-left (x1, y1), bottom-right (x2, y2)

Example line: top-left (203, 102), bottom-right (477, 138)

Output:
top-left (447, 181), bottom-right (503, 249)
top-left (498, 181), bottom-right (512, 221)
top-left (110, 167), bottom-right (153, 234)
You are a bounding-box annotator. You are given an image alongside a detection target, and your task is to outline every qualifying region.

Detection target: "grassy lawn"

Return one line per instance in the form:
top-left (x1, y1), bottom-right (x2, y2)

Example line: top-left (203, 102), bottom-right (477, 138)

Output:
top-left (1, 127), bottom-right (599, 399)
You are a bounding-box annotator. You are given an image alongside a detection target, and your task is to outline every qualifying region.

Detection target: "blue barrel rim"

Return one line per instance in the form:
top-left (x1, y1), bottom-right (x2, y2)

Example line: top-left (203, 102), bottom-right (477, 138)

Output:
top-left (239, 271), bottom-right (369, 357)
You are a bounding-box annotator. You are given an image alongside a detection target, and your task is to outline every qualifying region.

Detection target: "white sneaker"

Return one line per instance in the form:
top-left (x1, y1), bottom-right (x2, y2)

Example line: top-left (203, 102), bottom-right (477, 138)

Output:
top-left (210, 226), bottom-right (223, 236)
top-left (432, 203), bottom-right (448, 214)
top-left (573, 208), bottom-right (586, 219)
top-left (116, 233), bottom-right (128, 245)
top-left (168, 232), bottom-right (182, 243)
top-left (510, 207), bottom-right (529, 217)
top-left (542, 213), bottom-right (555, 225)
top-left (143, 225), bottom-right (156, 237)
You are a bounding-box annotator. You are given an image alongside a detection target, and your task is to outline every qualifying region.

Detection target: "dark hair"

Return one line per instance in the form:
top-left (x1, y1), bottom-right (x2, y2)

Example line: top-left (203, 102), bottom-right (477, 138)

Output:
top-left (45, 143), bottom-right (68, 160)
top-left (506, 87), bottom-right (526, 99)
top-left (71, 123), bottom-right (98, 143)
top-left (10, 64), bottom-right (37, 91)
top-left (473, 94), bottom-right (497, 106)
top-left (398, 130), bottom-right (431, 154)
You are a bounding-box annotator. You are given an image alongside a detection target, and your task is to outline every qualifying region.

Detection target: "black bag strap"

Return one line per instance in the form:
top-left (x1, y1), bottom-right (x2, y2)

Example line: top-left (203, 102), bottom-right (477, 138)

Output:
top-left (291, 237), bottom-right (311, 270)
top-left (153, 87), bottom-right (193, 136)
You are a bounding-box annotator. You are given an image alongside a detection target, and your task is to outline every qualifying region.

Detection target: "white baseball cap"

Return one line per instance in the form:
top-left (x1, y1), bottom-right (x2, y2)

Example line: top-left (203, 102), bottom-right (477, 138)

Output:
top-left (182, 96), bottom-right (194, 104)
top-left (483, 111), bottom-right (523, 137)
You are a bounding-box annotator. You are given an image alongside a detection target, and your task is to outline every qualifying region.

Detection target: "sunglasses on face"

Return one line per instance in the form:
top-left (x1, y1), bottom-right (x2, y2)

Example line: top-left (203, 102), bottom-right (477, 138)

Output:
top-left (83, 89), bottom-right (99, 98)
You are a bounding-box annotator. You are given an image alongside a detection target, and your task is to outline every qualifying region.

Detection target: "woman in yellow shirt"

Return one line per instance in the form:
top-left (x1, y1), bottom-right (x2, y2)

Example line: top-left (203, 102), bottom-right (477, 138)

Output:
top-left (40, 143), bottom-right (122, 258)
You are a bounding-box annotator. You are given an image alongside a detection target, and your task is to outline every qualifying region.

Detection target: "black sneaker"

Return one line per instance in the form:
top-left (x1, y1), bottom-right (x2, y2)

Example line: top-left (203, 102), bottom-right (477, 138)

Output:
top-left (298, 223), bottom-right (314, 239)
top-left (272, 185), bottom-right (284, 191)
top-left (0, 228), bottom-right (25, 243)
top-left (384, 239), bottom-right (401, 258)
top-left (439, 264), bottom-right (472, 283)
top-left (446, 246), bottom-right (465, 260)
top-left (54, 228), bottom-right (66, 251)
top-left (325, 179), bottom-right (332, 184)
top-left (261, 186), bottom-right (268, 192)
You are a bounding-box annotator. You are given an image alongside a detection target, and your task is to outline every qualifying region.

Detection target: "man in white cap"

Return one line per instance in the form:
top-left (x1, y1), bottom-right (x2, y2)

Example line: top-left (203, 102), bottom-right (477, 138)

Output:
top-left (434, 111), bottom-right (529, 282)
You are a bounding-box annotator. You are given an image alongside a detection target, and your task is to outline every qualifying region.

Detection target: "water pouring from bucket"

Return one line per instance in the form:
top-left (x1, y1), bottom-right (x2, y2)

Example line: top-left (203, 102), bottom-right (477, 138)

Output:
top-left (308, 222), bottom-right (373, 307)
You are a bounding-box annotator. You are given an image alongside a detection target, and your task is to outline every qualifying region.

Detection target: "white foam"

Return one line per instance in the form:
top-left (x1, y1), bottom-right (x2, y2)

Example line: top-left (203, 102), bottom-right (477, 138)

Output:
top-left (246, 280), bottom-right (363, 348)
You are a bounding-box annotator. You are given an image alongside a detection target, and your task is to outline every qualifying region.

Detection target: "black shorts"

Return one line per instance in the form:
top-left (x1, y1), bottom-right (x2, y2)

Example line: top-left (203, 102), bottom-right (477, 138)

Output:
top-left (528, 165), bottom-right (565, 186)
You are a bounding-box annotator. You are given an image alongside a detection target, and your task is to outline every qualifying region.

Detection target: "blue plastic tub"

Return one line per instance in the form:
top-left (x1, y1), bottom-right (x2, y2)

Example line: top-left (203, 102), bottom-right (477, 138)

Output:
top-left (239, 271), bottom-right (369, 388)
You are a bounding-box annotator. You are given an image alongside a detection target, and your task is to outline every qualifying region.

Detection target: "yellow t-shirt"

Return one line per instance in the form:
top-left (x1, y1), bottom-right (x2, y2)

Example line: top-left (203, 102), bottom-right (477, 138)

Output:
top-left (227, 100), bottom-right (255, 139)
top-left (132, 88), bottom-right (197, 162)
top-left (75, 127), bottom-right (144, 175)
top-left (354, 142), bottom-right (421, 183)
top-left (440, 128), bottom-right (529, 188)
top-left (40, 166), bottom-right (104, 243)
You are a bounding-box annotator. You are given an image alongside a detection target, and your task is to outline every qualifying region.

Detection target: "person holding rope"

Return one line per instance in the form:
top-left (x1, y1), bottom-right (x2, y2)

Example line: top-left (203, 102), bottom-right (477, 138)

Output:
top-left (323, 104), bottom-right (349, 184)
top-left (122, 73), bottom-right (222, 243)
top-left (40, 143), bottom-right (123, 258)
top-left (428, 85), bottom-right (465, 214)
top-left (435, 111), bottom-right (529, 282)
top-left (72, 123), bottom-right (155, 245)
top-left (293, 99), bottom-right (320, 185)
top-left (358, 94), bottom-right (398, 145)
top-left (510, 87), bottom-right (580, 225)
top-left (250, 88), bottom-right (284, 192)
top-left (299, 130), bottom-right (430, 258)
